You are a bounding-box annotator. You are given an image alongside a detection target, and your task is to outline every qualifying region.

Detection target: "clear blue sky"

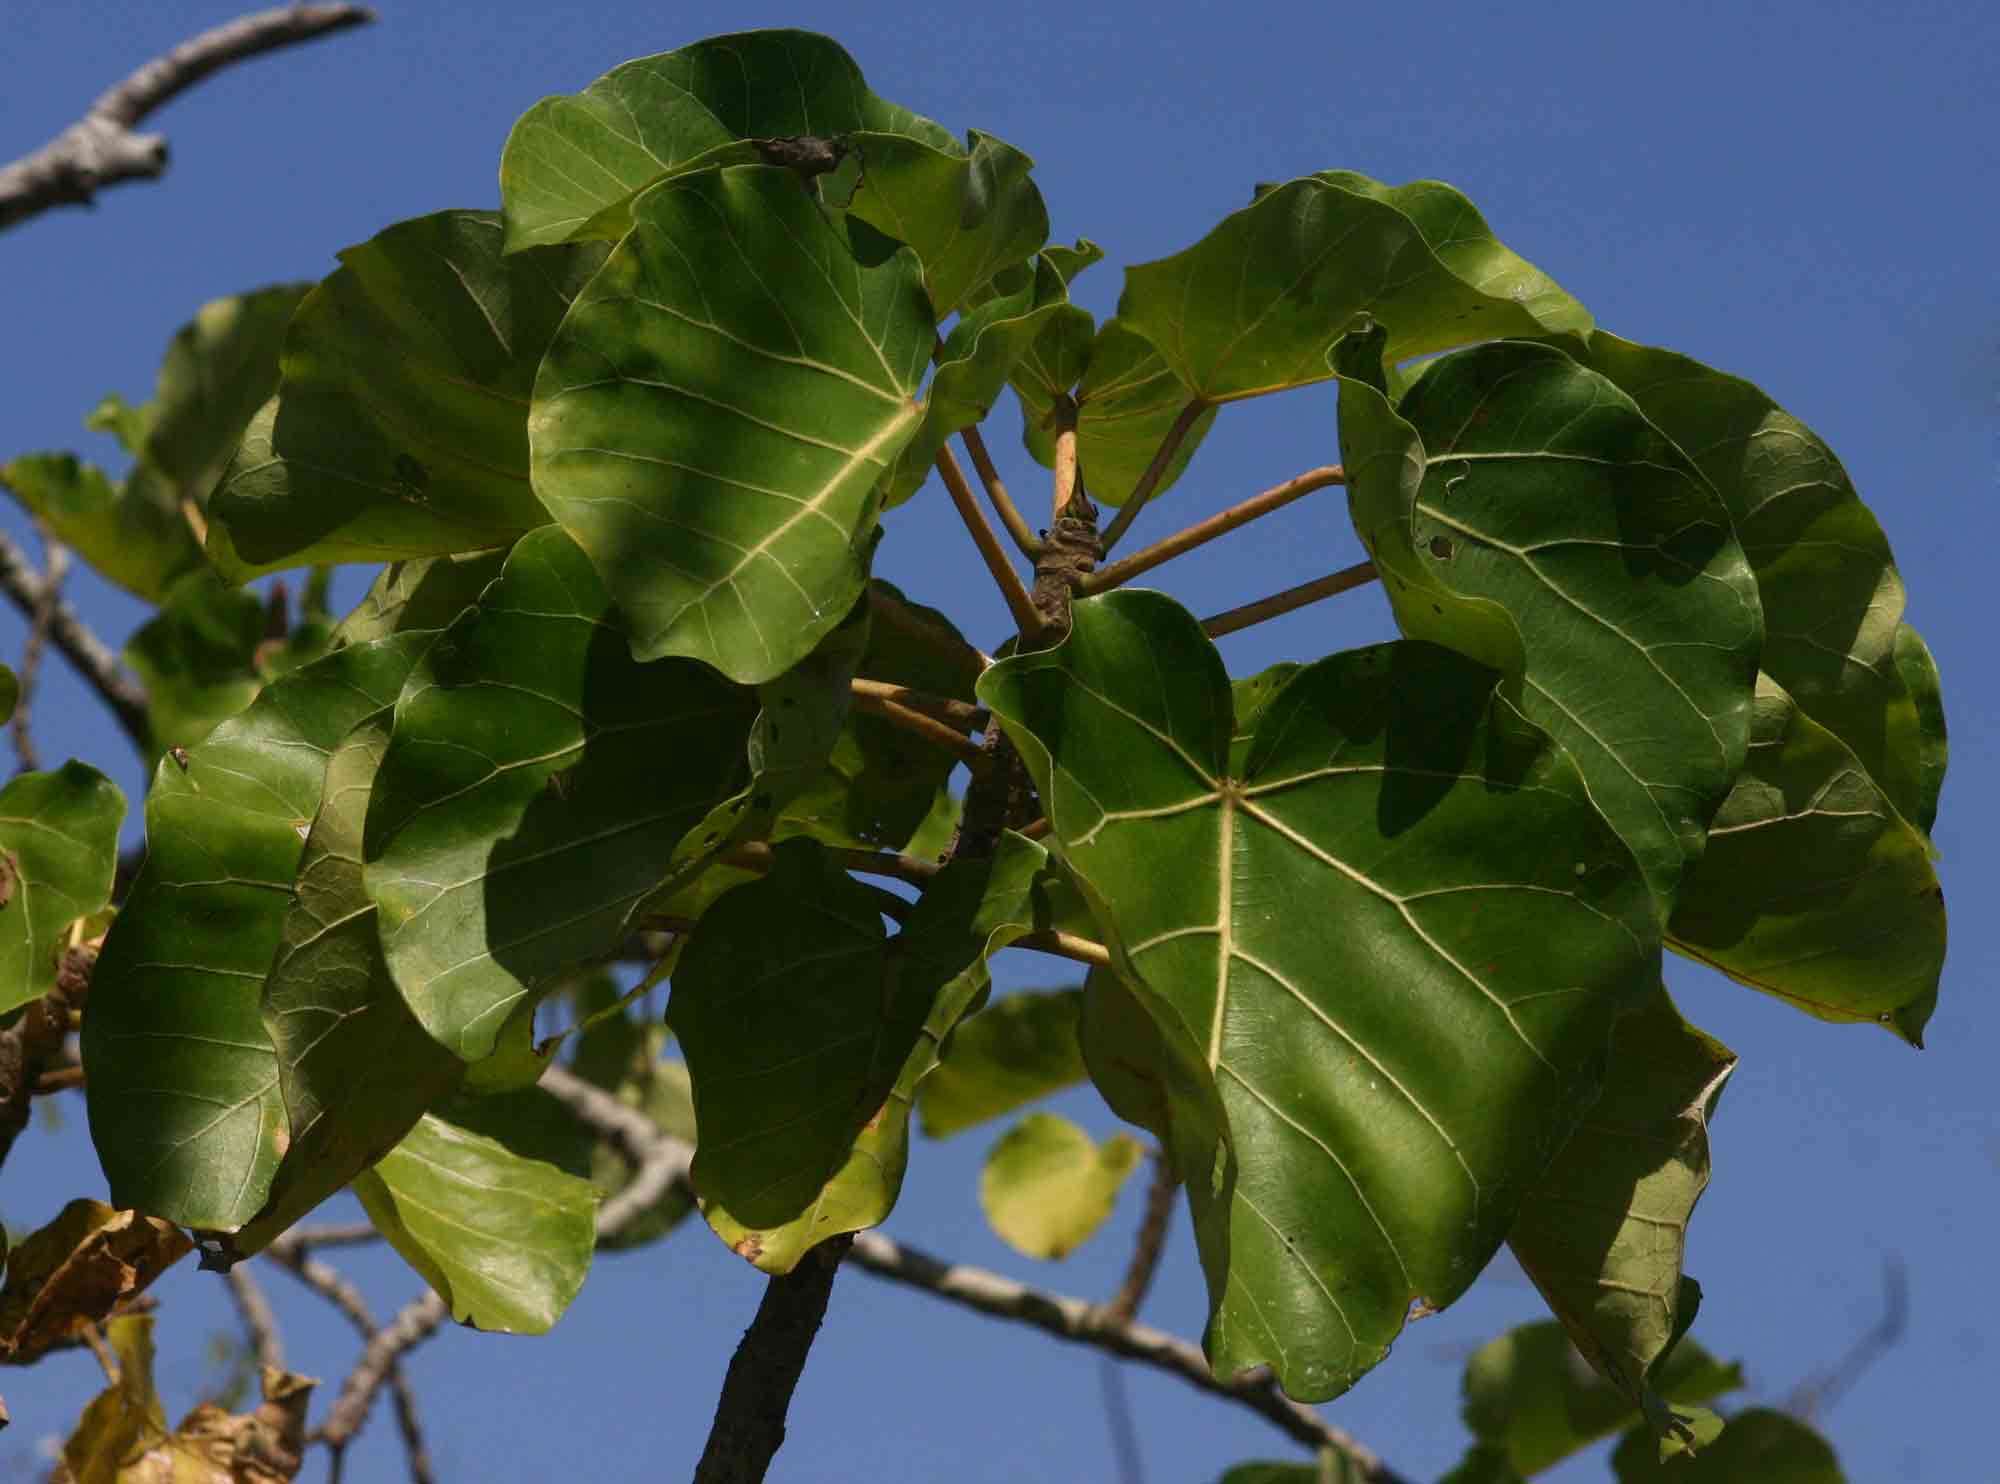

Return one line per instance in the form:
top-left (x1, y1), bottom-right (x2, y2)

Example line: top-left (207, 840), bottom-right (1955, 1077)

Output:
top-left (3, 2), bottom-right (1995, 1480)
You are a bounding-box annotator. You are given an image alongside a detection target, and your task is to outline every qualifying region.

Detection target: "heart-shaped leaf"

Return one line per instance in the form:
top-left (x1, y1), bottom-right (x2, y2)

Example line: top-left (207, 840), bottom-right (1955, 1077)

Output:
top-left (209, 213), bottom-right (603, 573)
top-left (1507, 985), bottom-right (1736, 1442)
top-left (1337, 330), bottom-right (1762, 911)
top-left (979, 1111), bottom-right (1143, 1260)
top-left (363, 526), bottom-right (755, 1064)
top-left (82, 636), bottom-right (430, 1230)
top-left (498, 29), bottom-right (959, 251)
top-left (979, 590), bottom-right (1659, 1400)
top-left (355, 1111), bottom-right (596, 1333)
top-left (1117, 173), bottom-right (1590, 404)
top-left (530, 165), bottom-right (934, 683)
top-left (919, 987), bottom-right (1086, 1138)
top-left (0, 761), bottom-right (124, 1014)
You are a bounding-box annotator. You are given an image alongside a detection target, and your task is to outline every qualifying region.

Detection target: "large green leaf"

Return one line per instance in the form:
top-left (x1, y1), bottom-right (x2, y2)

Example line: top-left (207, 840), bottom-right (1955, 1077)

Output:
top-left (1337, 330), bottom-right (1762, 911)
top-left (82, 637), bottom-right (428, 1230)
top-left (1667, 675), bottom-right (1945, 1041)
top-left (1117, 173), bottom-right (1590, 404)
top-left (498, 29), bottom-right (958, 252)
top-left (1507, 985), bottom-right (1735, 1440)
top-left (530, 165), bottom-right (934, 683)
top-left (230, 709), bottom-right (465, 1257)
top-left (0, 453), bottom-right (200, 603)
top-left (1461, 1322), bottom-right (1743, 1477)
top-left (668, 833), bottom-right (1071, 1272)
top-left (978, 591), bottom-right (1659, 1400)
top-left (0, 762), bottom-right (124, 1014)
top-left (208, 213), bottom-right (602, 573)
top-left (1611, 1409), bottom-right (1845, 1483)
top-left (363, 526), bottom-right (755, 1064)
top-left (979, 1111), bottom-right (1143, 1260)
top-left (919, 987), bottom-right (1087, 1138)
top-left (354, 1111), bottom-right (596, 1334)
top-left (329, 550), bottom-right (510, 649)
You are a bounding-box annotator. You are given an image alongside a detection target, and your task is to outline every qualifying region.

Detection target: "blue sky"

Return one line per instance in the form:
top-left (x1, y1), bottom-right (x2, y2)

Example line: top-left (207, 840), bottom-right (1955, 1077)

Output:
top-left (3, 2), bottom-right (1995, 1480)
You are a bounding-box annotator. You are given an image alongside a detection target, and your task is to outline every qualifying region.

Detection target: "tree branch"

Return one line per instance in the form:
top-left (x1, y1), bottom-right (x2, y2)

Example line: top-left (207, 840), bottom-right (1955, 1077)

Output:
top-left (0, 4), bottom-right (376, 232)
top-left (0, 941), bottom-right (93, 1171)
top-left (223, 1263), bottom-right (286, 1374)
top-left (846, 683), bottom-right (988, 766)
top-left (1202, 560), bottom-right (1379, 639)
top-left (1099, 1150), bottom-right (1179, 1326)
top-left (961, 427), bottom-right (1042, 557)
top-left (313, 1290), bottom-right (448, 1460)
top-left (849, 677), bottom-right (987, 732)
top-left (10, 531), bottom-right (69, 774)
top-left (0, 528), bottom-right (151, 752)
top-left (937, 445), bottom-right (1043, 638)
top-left (1082, 466), bottom-right (1345, 596)
top-left (1098, 399), bottom-right (1209, 552)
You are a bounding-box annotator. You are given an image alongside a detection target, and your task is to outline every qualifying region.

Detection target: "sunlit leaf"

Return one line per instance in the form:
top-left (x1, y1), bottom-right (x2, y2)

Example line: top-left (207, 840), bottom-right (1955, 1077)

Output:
top-left (0, 1200), bottom-right (191, 1364)
top-left (209, 213), bottom-right (602, 573)
top-left (530, 165), bottom-right (933, 683)
top-left (1337, 329), bottom-right (1761, 911)
top-left (0, 762), bottom-right (124, 1014)
top-left (0, 453), bottom-right (200, 603)
top-left (355, 1111), bottom-right (596, 1333)
top-left (979, 591), bottom-right (1658, 1401)
top-left (82, 637), bottom-right (429, 1230)
top-left (329, 550), bottom-right (509, 649)
top-left (979, 1111), bottom-right (1142, 1260)
top-left (919, 987), bottom-right (1086, 1138)
top-left (363, 526), bottom-right (755, 1063)
top-left (1507, 986), bottom-right (1736, 1441)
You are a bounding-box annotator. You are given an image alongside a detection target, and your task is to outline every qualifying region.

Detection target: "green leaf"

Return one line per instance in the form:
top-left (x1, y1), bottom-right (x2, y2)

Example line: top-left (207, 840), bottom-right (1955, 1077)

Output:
top-left (529, 166), bottom-right (934, 683)
top-left (1611, 1408), bottom-right (1845, 1483)
top-left (363, 526), bottom-right (755, 1063)
top-left (121, 571), bottom-right (266, 752)
top-left (0, 453), bottom-right (202, 603)
top-left (0, 662), bottom-right (14, 723)
top-left (231, 708), bottom-right (465, 1257)
top-left (1666, 675), bottom-right (1945, 1042)
top-left (1337, 330), bottom-right (1762, 912)
top-left (208, 213), bottom-right (602, 573)
top-left (1893, 623), bottom-right (1947, 835)
top-left (329, 550), bottom-right (509, 648)
top-left (979, 1111), bottom-right (1142, 1259)
top-left (843, 128), bottom-right (1049, 314)
top-left (1462, 1321), bottom-right (1743, 1476)
top-left (86, 392), bottom-right (154, 456)
top-left (669, 833), bottom-right (1070, 1272)
top-left (566, 977), bottom-right (697, 1249)
top-left (354, 1111), bottom-right (596, 1334)
top-left (919, 987), bottom-right (1086, 1138)
top-left (1118, 173), bottom-right (1590, 403)
top-left (1507, 985), bottom-right (1736, 1442)
top-left (0, 762), bottom-right (123, 1015)
top-left (1565, 333), bottom-right (1937, 830)
top-left (498, 29), bottom-right (959, 252)
top-left (978, 591), bottom-right (1659, 1401)
top-left (881, 255), bottom-right (1073, 507)
top-left (82, 637), bottom-right (429, 1230)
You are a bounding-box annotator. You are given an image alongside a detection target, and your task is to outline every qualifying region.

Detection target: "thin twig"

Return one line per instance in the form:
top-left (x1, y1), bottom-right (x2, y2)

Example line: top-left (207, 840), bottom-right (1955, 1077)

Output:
top-left (845, 1232), bottom-right (1407, 1478)
top-left (280, 1222), bottom-right (381, 1252)
top-left (315, 1290), bottom-right (448, 1454)
top-left (0, 529), bottom-right (150, 752)
top-left (0, 5), bottom-right (376, 232)
top-left (1784, 1255), bottom-right (1909, 1421)
top-left (1006, 930), bottom-right (1112, 970)
top-left (937, 445), bottom-right (1043, 638)
top-left (849, 677), bottom-right (987, 731)
top-left (10, 531), bottom-right (69, 774)
top-left (1098, 399), bottom-right (1209, 552)
top-left (866, 585), bottom-right (990, 677)
top-left (1099, 1151), bottom-right (1180, 1327)
top-left (961, 427), bottom-right (1043, 557)
top-left (848, 686), bottom-right (988, 766)
top-left (1202, 561), bottom-right (1379, 639)
top-left (1083, 466), bottom-right (1345, 595)
top-left (223, 1264), bottom-right (285, 1373)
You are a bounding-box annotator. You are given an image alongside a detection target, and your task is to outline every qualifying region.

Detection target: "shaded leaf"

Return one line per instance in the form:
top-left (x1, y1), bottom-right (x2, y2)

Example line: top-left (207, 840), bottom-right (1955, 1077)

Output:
top-left (0, 1201), bottom-right (191, 1364)
top-left (670, 833), bottom-right (1073, 1272)
top-left (329, 550), bottom-right (509, 648)
top-left (1667, 675), bottom-right (1945, 1041)
top-left (231, 709), bottom-right (465, 1257)
top-left (122, 572), bottom-right (266, 753)
top-left (0, 454), bottom-right (201, 604)
top-left (209, 213), bottom-right (602, 573)
top-left (1892, 623), bottom-right (1946, 835)
top-left (363, 526), bottom-right (754, 1063)
top-left (979, 1111), bottom-right (1142, 1259)
top-left (565, 977), bottom-right (697, 1248)
top-left (1337, 329), bottom-right (1761, 912)
top-left (498, 29), bottom-right (959, 251)
top-left (1508, 985), bottom-right (1736, 1442)
top-left (355, 1111), bottom-right (596, 1333)
top-left (919, 987), bottom-right (1086, 1138)
top-left (1118, 173), bottom-right (1589, 403)
top-left (1462, 1321), bottom-right (1743, 1476)
top-left (979, 591), bottom-right (1659, 1400)
top-left (0, 762), bottom-right (124, 1014)
top-left (1611, 1408), bottom-right (1844, 1483)
top-left (530, 165), bottom-right (934, 682)
top-left (82, 637), bottom-right (429, 1230)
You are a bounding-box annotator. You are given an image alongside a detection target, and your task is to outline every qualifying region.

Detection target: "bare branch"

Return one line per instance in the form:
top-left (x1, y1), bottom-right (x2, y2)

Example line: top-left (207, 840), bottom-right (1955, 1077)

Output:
top-left (0, 5), bottom-right (376, 232)
top-left (1083, 466), bottom-right (1345, 596)
top-left (1099, 1151), bottom-right (1179, 1327)
top-left (278, 1222), bottom-right (380, 1252)
top-left (937, 445), bottom-right (1044, 638)
top-left (847, 682), bottom-right (988, 766)
top-left (849, 677), bottom-right (987, 732)
top-left (1099, 399), bottom-right (1210, 552)
top-left (0, 528), bottom-right (150, 752)
top-left (223, 1263), bottom-right (286, 1373)
top-left (961, 427), bottom-right (1043, 558)
top-left (845, 1232), bottom-right (1408, 1478)
top-left (1006, 929), bottom-right (1112, 970)
top-left (1784, 1254), bottom-right (1909, 1421)
top-left (10, 531), bottom-right (69, 774)
top-left (314, 1290), bottom-right (448, 1455)
top-left (1202, 560), bottom-right (1379, 639)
